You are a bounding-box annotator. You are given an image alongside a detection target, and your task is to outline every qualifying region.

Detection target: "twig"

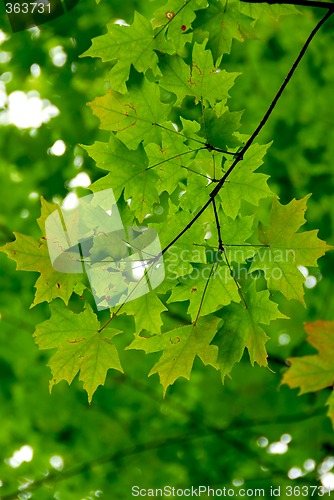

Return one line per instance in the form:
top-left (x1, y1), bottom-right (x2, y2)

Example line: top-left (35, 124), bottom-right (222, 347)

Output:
top-left (161, 9), bottom-right (333, 255)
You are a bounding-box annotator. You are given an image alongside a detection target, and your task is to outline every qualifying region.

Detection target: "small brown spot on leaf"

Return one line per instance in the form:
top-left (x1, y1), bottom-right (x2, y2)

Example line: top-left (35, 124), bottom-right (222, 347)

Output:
top-left (191, 287), bottom-right (197, 293)
top-left (166, 11), bottom-right (175, 19)
top-left (181, 25), bottom-right (186, 31)
top-left (170, 336), bottom-right (181, 344)
top-left (56, 282), bottom-right (61, 289)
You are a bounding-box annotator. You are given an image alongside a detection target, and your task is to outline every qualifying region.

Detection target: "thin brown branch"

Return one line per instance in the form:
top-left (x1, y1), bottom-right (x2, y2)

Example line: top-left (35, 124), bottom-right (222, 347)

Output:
top-left (241, 0), bottom-right (334, 10)
top-left (161, 9), bottom-right (333, 255)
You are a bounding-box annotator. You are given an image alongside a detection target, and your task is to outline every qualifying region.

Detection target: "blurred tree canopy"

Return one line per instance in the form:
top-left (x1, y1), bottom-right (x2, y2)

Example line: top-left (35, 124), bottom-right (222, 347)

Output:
top-left (0, 0), bottom-right (334, 498)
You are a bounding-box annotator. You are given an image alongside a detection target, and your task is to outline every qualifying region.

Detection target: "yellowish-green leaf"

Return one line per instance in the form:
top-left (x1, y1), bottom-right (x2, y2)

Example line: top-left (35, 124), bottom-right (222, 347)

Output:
top-left (168, 262), bottom-right (240, 321)
top-left (127, 315), bottom-right (220, 395)
top-left (88, 78), bottom-right (170, 149)
top-left (250, 196), bottom-right (332, 304)
top-left (34, 302), bottom-right (123, 403)
top-left (1, 233), bottom-right (81, 307)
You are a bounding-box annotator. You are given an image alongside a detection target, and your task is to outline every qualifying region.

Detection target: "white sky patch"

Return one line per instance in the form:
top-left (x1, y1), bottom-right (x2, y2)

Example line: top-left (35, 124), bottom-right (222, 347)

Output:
top-left (49, 46), bottom-right (67, 67)
top-left (298, 265), bottom-right (309, 278)
top-left (132, 261), bottom-right (147, 281)
top-left (20, 209), bottom-right (29, 219)
top-left (0, 90), bottom-right (59, 129)
top-left (30, 64), bottom-right (41, 78)
top-left (0, 72), bottom-right (12, 83)
top-left (267, 441), bottom-right (288, 455)
top-left (49, 455), bottom-right (64, 471)
top-left (0, 85), bottom-right (6, 107)
top-left (288, 467), bottom-right (303, 479)
top-left (6, 445), bottom-right (34, 468)
top-left (49, 139), bottom-right (66, 156)
top-left (68, 172), bottom-right (91, 188)
top-left (257, 436), bottom-right (269, 448)
top-left (74, 154), bottom-right (84, 168)
top-left (62, 192), bottom-right (79, 211)
top-left (28, 192), bottom-right (39, 200)
top-left (303, 459), bottom-right (316, 472)
top-left (0, 52), bottom-right (11, 63)
top-left (278, 333), bottom-right (290, 345)
top-left (305, 275), bottom-right (317, 289)
top-left (0, 30), bottom-right (8, 44)
top-left (280, 433), bottom-right (292, 444)
top-left (321, 472), bottom-right (334, 490)
top-left (232, 479), bottom-right (244, 487)
top-left (28, 26), bottom-right (40, 39)
top-left (318, 456), bottom-right (334, 474)
top-left (114, 19), bottom-right (130, 26)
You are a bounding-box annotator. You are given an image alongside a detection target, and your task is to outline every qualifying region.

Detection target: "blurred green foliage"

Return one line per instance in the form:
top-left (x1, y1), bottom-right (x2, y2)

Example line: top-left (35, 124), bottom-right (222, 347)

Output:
top-left (0, 1), bottom-right (334, 498)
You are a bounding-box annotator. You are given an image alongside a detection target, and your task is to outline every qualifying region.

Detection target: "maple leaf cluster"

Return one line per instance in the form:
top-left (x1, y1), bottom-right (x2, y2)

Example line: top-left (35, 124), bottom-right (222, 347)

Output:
top-left (1, 0), bottom-right (332, 405)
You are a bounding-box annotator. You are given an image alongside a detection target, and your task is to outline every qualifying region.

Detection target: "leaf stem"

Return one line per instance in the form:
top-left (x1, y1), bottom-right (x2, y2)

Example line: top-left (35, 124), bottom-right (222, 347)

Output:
top-left (212, 199), bottom-right (248, 308)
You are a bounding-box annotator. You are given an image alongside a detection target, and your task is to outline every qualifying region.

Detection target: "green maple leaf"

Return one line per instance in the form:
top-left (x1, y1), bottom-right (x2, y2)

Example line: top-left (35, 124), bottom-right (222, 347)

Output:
top-left (82, 12), bottom-right (161, 93)
top-left (179, 172), bottom-right (210, 212)
top-left (145, 126), bottom-right (194, 195)
top-left (202, 107), bottom-right (242, 151)
top-left (214, 282), bottom-right (286, 381)
top-left (89, 78), bottom-right (170, 149)
top-left (34, 301), bottom-right (123, 403)
top-left (193, 0), bottom-right (255, 62)
top-left (1, 233), bottom-right (82, 307)
top-left (204, 209), bottom-right (257, 264)
top-left (1, 196), bottom-right (84, 307)
top-left (119, 291), bottom-right (167, 333)
top-left (36, 196), bottom-right (58, 234)
top-left (159, 40), bottom-right (239, 107)
top-left (127, 315), bottom-right (220, 395)
top-left (218, 142), bottom-right (273, 219)
top-left (168, 262), bottom-right (240, 321)
top-left (83, 135), bottom-right (159, 222)
top-left (153, 0), bottom-right (207, 54)
top-left (250, 196), bottom-right (332, 304)
top-left (239, 2), bottom-right (299, 21)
